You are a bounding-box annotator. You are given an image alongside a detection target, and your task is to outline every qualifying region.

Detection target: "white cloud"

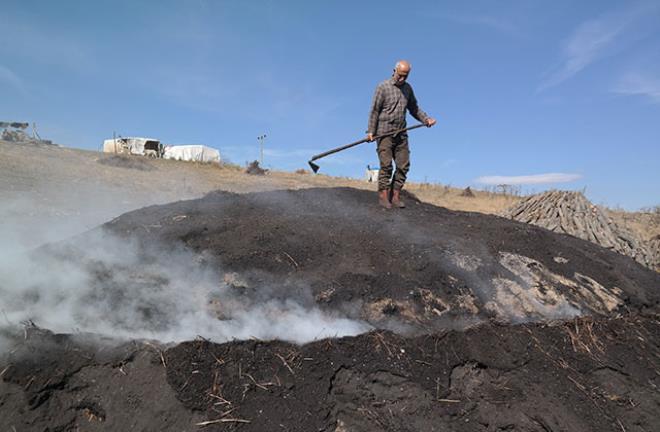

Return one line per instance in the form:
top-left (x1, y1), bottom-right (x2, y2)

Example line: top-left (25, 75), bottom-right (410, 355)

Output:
top-left (537, 4), bottom-right (659, 92)
top-left (475, 173), bottom-right (582, 185)
top-left (612, 72), bottom-right (660, 103)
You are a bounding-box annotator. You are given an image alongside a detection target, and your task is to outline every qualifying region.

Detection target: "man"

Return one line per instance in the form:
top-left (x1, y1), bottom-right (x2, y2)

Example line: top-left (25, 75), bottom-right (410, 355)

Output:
top-left (367, 60), bottom-right (436, 208)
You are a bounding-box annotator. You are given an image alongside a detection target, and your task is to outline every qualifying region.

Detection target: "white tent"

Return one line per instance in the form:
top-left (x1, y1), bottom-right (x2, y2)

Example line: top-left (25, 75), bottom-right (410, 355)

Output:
top-left (103, 137), bottom-right (161, 156)
top-left (162, 145), bottom-right (221, 163)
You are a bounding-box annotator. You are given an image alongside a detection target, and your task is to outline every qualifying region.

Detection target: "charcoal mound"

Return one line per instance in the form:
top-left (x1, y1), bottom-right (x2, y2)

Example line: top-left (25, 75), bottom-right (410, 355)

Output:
top-left (2, 187), bottom-right (660, 431)
top-left (102, 187), bottom-right (659, 332)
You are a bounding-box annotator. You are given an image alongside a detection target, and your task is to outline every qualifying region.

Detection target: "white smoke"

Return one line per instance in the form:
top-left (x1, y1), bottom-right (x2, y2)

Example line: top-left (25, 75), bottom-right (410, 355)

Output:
top-left (0, 334), bottom-right (9, 356)
top-left (0, 187), bottom-right (179, 253)
top-left (0, 226), bottom-right (371, 352)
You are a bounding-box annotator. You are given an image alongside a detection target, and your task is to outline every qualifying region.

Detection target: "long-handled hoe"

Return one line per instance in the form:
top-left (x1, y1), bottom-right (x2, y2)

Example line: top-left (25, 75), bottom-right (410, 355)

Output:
top-left (307, 123), bottom-right (426, 173)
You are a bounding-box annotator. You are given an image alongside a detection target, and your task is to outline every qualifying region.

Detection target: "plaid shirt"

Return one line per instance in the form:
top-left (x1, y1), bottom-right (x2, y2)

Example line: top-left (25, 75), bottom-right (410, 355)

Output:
top-left (367, 77), bottom-right (429, 135)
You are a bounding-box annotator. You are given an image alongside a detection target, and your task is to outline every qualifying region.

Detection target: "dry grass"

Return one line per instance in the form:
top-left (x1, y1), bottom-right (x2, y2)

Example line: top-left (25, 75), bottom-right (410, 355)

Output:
top-left (607, 208), bottom-right (660, 241)
top-left (404, 182), bottom-right (522, 215)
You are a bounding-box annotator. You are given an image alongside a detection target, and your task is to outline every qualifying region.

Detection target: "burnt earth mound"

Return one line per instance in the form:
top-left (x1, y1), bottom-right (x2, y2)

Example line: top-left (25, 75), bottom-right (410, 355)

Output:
top-left (2, 187), bottom-right (659, 431)
top-left (2, 316), bottom-right (659, 431)
top-left (102, 187), bottom-right (659, 331)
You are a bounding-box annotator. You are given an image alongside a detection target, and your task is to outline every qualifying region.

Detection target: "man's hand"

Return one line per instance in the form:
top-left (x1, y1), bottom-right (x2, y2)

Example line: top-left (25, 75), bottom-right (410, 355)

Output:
top-left (366, 133), bottom-right (375, 142)
top-left (425, 118), bottom-right (437, 127)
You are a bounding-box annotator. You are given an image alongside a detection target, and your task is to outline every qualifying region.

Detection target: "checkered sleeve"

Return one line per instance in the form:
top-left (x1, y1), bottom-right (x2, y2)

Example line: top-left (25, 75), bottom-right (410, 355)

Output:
top-left (367, 84), bottom-right (384, 135)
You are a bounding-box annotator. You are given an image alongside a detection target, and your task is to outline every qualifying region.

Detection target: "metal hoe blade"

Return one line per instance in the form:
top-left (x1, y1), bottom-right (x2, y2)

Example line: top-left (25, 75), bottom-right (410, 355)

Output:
top-left (308, 160), bottom-right (320, 173)
top-left (306, 123), bottom-right (426, 174)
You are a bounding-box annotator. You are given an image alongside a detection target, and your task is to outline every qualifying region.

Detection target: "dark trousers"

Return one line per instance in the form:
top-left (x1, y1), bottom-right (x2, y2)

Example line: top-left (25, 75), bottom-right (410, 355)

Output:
top-left (377, 134), bottom-right (410, 191)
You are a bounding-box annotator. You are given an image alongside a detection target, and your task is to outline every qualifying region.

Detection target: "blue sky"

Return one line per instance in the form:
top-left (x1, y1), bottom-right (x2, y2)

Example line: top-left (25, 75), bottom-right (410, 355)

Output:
top-left (1, 0), bottom-right (659, 210)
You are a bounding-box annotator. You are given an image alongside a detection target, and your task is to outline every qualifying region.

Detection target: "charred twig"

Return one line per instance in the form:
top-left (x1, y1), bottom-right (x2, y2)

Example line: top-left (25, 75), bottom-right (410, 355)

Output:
top-left (276, 353), bottom-right (295, 376)
top-left (371, 332), bottom-right (394, 357)
top-left (241, 383), bottom-right (251, 400)
top-left (585, 321), bottom-right (604, 354)
top-left (244, 373), bottom-right (270, 391)
top-left (211, 370), bottom-right (220, 395)
top-left (323, 339), bottom-right (334, 351)
top-left (196, 418), bottom-right (251, 426)
top-left (24, 376), bottom-right (35, 390)
top-left (208, 393), bottom-right (232, 405)
top-left (211, 353), bottom-right (225, 366)
top-left (526, 328), bottom-right (577, 373)
top-left (567, 375), bottom-right (586, 392)
top-left (143, 342), bottom-right (167, 367)
top-left (282, 251), bottom-right (299, 269)
top-left (0, 365), bottom-right (11, 378)
top-left (179, 376), bottom-right (192, 392)
top-left (210, 406), bottom-right (236, 418)
top-left (219, 407), bottom-right (235, 417)
top-left (616, 418), bottom-right (627, 432)
top-left (567, 375), bottom-right (612, 420)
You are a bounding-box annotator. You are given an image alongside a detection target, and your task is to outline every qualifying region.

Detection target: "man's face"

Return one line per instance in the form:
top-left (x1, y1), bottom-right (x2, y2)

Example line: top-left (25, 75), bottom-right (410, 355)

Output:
top-left (393, 67), bottom-right (410, 86)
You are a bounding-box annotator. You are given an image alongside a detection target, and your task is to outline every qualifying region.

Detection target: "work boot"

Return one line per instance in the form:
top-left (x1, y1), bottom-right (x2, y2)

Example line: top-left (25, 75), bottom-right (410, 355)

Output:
top-left (391, 188), bottom-right (405, 208)
top-left (378, 190), bottom-right (392, 209)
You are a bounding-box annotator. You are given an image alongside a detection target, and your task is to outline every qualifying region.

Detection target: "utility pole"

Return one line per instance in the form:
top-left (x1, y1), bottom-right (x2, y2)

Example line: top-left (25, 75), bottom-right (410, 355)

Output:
top-left (257, 134), bottom-right (267, 166)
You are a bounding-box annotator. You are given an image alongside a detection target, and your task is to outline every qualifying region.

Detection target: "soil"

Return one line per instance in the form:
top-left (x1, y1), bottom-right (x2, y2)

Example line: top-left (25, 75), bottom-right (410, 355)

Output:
top-left (1, 187), bottom-right (659, 431)
top-left (164, 314), bottom-right (660, 432)
top-left (2, 316), bottom-right (658, 431)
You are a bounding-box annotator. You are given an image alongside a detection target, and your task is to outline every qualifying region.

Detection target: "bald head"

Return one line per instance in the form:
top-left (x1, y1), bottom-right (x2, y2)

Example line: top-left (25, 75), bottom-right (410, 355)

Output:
top-left (395, 60), bottom-right (411, 73)
top-left (393, 60), bottom-right (411, 86)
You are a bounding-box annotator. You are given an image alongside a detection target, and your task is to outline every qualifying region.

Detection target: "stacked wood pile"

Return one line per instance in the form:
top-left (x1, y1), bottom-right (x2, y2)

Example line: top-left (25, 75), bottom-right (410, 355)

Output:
top-left (650, 235), bottom-right (660, 272)
top-left (501, 190), bottom-right (655, 270)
